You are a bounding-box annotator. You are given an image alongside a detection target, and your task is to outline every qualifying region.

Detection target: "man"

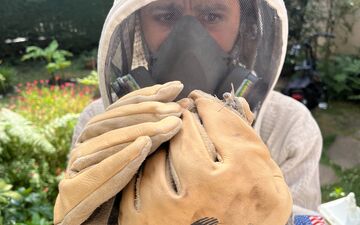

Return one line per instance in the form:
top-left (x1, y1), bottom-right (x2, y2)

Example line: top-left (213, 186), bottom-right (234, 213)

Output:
top-left (54, 0), bottom-right (322, 224)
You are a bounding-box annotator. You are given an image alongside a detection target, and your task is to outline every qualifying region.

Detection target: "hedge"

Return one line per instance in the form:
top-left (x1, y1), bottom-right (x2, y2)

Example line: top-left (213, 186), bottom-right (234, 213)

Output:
top-left (0, 0), bottom-right (113, 57)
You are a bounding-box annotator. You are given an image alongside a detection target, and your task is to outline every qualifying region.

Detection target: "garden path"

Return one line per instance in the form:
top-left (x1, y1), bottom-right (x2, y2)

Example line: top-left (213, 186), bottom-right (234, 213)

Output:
top-left (319, 135), bottom-right (360, 185)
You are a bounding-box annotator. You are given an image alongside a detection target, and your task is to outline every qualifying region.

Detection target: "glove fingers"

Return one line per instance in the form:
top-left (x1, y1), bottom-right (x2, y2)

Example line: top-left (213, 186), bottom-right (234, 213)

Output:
top-left (177, 97), bottom-right (195, 110)
top-left (54, 136), bottom-right (152, 225)
top-left (69, 142), bottom-right (130, 175)
top-left (69, 116), bottom-right (182, 172)
top-left (189, 90), bottom-right (267, 161)
top-left (77, 102), bottom-right (182, 143)
top-left (107, 81), bottom-right (184, 110)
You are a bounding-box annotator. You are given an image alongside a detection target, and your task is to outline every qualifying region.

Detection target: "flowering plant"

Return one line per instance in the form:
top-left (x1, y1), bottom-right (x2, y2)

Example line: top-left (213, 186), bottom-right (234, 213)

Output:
top-left (0, 79), bottom-right (97, 224)
top-left (8, 78), bottom-right (96, 126)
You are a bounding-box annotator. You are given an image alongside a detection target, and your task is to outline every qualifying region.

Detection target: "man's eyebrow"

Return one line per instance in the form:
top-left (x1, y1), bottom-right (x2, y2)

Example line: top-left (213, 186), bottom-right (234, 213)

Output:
top-left (149, 2), bottom-right (184, 12)
top-left (193, 3), bottom-right (230, 12)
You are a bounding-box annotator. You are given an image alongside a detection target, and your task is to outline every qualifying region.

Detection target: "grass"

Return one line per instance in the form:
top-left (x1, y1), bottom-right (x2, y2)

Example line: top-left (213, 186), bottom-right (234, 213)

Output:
top-left (312, 101), bottom-right (360, 137)
top-left (312, 101), bottom-right (360, 203)
top-left (321, 167), bottom-right (360, 204)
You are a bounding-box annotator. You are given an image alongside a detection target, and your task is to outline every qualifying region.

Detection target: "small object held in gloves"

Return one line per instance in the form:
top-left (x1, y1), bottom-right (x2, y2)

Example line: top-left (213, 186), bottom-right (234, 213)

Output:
top-left (223, 83), bottom-right (241, 111)
top-left (221, 84), bottom-right (255, 125)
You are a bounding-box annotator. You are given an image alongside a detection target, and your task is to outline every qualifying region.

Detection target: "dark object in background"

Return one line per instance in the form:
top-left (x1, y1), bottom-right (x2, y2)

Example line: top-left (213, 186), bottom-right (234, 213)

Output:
top-left (282, 32), bottom-right (335, 110)
top-left (48, 77), bottom-right (77, 87)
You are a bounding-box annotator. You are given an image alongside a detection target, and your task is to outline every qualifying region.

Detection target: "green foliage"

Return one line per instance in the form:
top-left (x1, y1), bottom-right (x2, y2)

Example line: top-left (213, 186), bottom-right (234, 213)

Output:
top-left (0, 78), bottom-right (95, 223)
top-left (0, 110), bottom-right (56, 223)
top-left (0, 186), bottom-right (53, 225)
top-left (0, 109), bottom-right (79, 224)
top-left (0, 179), bottom-right (22, 205)
top-left (78, 49), bottom-right (98, 70)
top-left (322, 167), bottom-right (360, 204)
top-left (21, 40), bottom-right (73, 75)
top-left (319, 55), bottom-right (360, 101)
top-left (77, 70), bottom-right (99, 86)
top-left (0, 109), bottom-right (55, 157)
top-left (303, 0), bottom-right (360, 38)
top-left (284, 0), bottom-right (310, 43)
top-left (301, 0), bottom-right (360, 60)
top-left (0, 66), bottom-right (15, 95)
top-left (329, 187), bottom-right (346, 199)
top-left (43, 113), bottom-right (79, 162)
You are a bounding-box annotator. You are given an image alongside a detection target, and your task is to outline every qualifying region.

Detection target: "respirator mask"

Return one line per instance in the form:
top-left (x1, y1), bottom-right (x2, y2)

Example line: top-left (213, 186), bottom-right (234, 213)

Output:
top-left (98, 0), bottom-right (288, 117)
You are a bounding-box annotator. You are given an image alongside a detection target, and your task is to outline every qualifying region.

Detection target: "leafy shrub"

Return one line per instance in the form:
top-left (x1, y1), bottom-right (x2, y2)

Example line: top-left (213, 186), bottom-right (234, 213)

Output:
top-left (0, 182), bottom-right (53, 225)
top-left (319, 55), bottom-right (360, 101)
top-left (0, 66), bottom-right (15, 96)
top-left (21, 40), bottom-right (73, 76)
top-left (0, 109), bottom-right (79, 224)
top-left (322, 167), bottom-right (360, 204)
top-left (77, 70), bottom-right (99, 86)
top-left (8, 80), bottom-right (95, 126)
top-left (43, 113), bottom-right (79, 166)
top-left (0, 79), bottom-right (96, 224)
top-left (77, 70), bottom-right (100, 98)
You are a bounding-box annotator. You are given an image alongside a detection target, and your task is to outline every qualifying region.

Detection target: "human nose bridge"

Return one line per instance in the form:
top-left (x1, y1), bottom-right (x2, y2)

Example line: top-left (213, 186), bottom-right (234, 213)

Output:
top-left (183, 0), bottom-right (195, 16)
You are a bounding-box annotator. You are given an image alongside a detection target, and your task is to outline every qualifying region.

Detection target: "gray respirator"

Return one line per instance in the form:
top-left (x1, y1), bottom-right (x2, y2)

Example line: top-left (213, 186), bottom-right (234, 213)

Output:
top-left (112, 16), bottom-right (258, 107)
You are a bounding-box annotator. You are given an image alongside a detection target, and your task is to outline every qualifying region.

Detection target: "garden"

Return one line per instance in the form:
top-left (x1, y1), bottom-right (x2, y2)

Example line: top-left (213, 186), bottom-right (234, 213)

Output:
top-left (0, 0), bottom-right (360, 224)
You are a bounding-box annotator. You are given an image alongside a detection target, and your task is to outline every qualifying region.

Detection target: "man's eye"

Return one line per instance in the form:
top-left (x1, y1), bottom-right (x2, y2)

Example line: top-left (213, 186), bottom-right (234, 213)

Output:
top-left (200, 13), bottom-right (223, 24)
top-left (156, 13), bottom-right (174, 22)
top-left (154, 11), bottom-right (181, 24)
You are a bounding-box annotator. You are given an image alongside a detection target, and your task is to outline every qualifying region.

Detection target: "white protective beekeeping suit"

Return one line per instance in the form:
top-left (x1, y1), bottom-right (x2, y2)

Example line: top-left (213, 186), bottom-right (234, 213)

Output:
top-left (54, 0), bottom-right (323, 224)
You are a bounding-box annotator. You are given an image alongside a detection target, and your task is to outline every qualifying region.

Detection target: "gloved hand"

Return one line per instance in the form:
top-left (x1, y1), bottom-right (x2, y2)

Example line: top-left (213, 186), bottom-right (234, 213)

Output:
top-left (54, 81), bottom-right (184, 225)
top-left (119, 90), bottom-right (293, 225)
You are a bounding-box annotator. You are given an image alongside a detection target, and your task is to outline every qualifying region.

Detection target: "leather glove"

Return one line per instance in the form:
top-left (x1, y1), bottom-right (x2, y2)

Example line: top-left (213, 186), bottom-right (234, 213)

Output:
top-left (54, 81), bottom-right (184, 225)
top-left (119, 90), bottom-right (293, 225)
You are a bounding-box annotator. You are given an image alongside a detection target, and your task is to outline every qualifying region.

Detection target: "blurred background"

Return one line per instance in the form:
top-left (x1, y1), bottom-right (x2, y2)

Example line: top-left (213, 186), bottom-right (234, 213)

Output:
top-left (0, 0), bottom-right (359, 224)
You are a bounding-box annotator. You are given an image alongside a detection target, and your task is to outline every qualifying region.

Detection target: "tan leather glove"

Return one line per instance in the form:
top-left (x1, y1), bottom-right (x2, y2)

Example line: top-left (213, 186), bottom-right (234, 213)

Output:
top-left (119, 90), bottom-right (292, 225)
top-left (54, 81), bottom-right (184, 225)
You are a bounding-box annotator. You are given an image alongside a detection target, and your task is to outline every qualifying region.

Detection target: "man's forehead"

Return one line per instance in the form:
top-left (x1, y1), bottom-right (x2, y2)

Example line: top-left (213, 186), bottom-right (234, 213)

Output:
top-left (147, 0), bottom-right (236, 10)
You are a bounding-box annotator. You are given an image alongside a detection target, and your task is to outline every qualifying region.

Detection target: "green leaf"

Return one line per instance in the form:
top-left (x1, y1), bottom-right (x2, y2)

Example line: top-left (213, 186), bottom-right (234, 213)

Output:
top-left (57, 60), bottom-right (71, 70)
top-left (77, 70), bottom-right (99, 86)
top-left (2, 191), bottom-right (22, 201)
top-left (0, 108), bottom-right (56, 155)
top-left (0, 184), bottom-right (12, 192)
top-left (46, 63), bottom-right (59, 74)
top-left (58, 50), bottom-right (73, 57)
top-left (348, 95), bottom-right (360, 100)
top-left (45, 40), bottom-right (59, 54)
top-left (0, 180), bottom-right (12, 191)
top-left (334, 73), bottom-right (347, 82)
top-left (21, 46), bottom-right (45, 61)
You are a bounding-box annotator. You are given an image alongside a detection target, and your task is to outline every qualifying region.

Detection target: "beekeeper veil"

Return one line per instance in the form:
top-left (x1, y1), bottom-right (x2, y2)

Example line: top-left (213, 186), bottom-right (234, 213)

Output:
top-left (98, 0), bottom-right (288, 117)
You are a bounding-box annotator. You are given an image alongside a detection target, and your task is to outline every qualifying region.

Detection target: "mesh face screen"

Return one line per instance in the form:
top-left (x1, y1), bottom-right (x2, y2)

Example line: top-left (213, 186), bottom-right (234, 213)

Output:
top-left (101, 0), bottom-right (286, 113)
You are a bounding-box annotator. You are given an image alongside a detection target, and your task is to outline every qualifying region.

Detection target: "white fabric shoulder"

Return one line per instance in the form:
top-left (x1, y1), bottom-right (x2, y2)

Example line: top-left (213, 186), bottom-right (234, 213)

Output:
top-left (258, 91), bottom-right (323, 211)
top-left (71, 98), bottom-right (105, 148)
